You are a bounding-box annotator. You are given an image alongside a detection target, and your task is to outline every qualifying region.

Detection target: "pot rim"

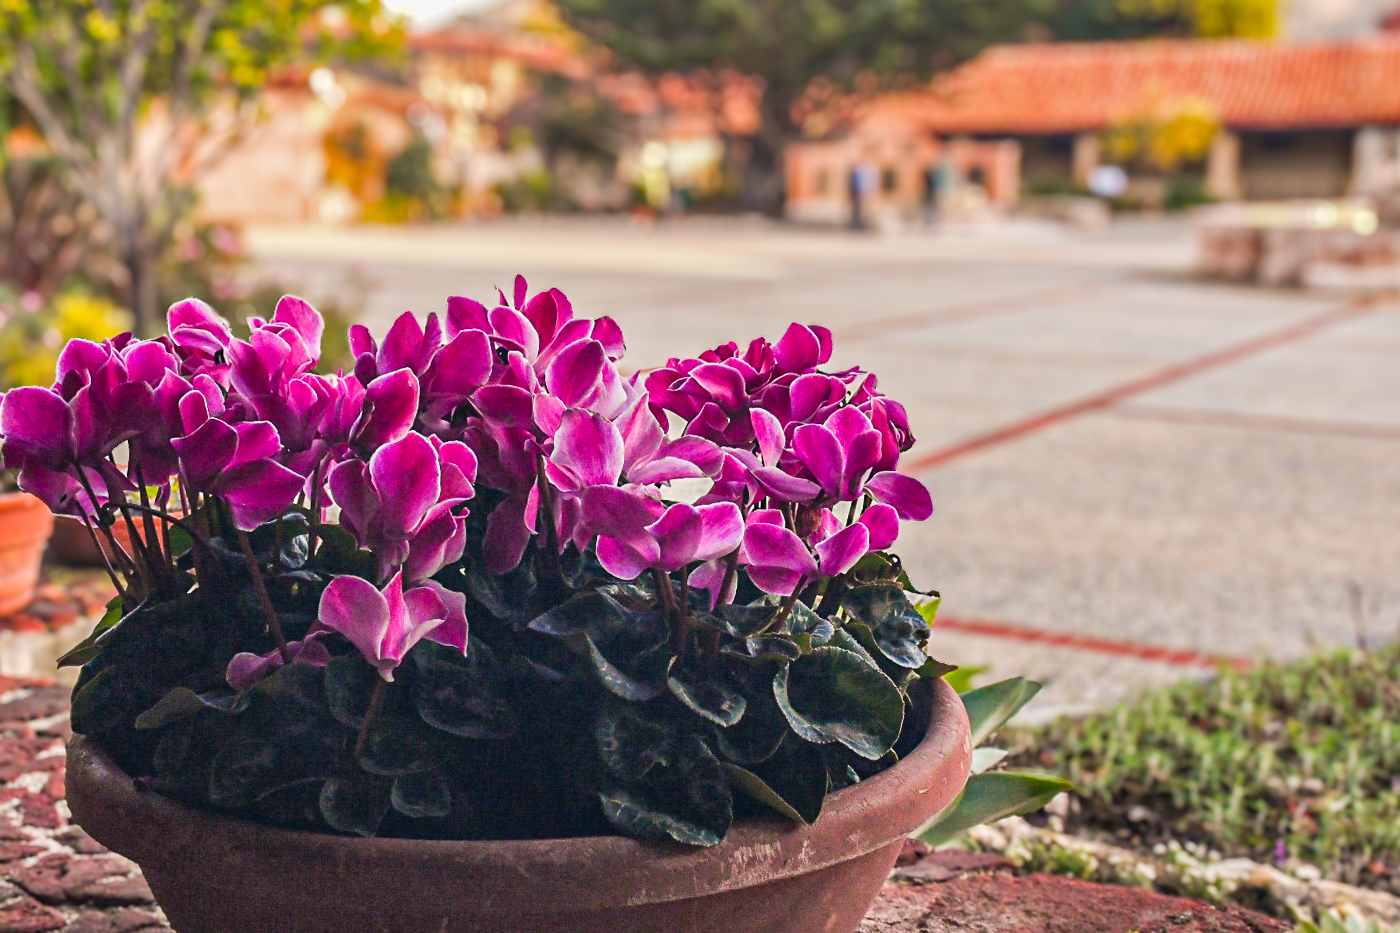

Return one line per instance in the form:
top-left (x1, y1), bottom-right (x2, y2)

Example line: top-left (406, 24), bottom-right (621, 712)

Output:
top-left (68, 678), bottom-right (970, 910)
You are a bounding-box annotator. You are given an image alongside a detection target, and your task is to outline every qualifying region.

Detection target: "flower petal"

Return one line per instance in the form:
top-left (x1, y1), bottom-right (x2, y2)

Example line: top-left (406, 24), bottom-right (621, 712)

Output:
top-left (421, 581), bottom-right (469, 654)
top-left (647, 503), bottom-right (702, 571)
top-left (693, 502), bottom-right (744, 562)
top-left (369, 432), bottom-right (440, 538)
top-left (552, 409), bottom-right (624, 489)
top-left (596, 534), bottom-right (661, 580)
top-left (815, 523), bottom-right (870, 577)
top-left (791, 424), bottom-right (844, 498)
top-left (172, 418), bottom-right (237, 489)
top-left (319, 575), bottom-right (392, 673)
top-left (774, 323), bottom-right (822, 373)
top-left (751, 408), bottom-right (786, 466)
top-left (866, 472), bottom-right (934, 521)
top-left (857, 503), bottom-right (900, 550)
top-left (741, 523), bottom-right (817, 574)
top-left (219, 459), bottom-right (306, 530)
top-left (356, 368), bottom-right (421, 450)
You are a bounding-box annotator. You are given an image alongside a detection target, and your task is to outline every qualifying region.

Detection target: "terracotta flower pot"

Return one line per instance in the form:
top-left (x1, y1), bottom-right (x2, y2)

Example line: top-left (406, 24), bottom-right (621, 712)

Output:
top-left (68, 678), bottom-right (971, 933)
top-left (0, 492), bottom-right (54, 617)
top-left (49, 514), bottom-right (179, 569)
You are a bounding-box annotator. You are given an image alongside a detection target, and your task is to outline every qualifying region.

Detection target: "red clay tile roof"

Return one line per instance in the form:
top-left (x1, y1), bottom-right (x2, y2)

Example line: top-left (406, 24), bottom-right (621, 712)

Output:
top-left (874, 36), bottom-right (1400, 136)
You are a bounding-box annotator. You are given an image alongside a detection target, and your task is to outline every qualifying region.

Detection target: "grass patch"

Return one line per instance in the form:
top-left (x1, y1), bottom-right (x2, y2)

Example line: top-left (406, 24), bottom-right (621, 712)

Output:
top-left (1004, 644), bottom-right (1400, 893)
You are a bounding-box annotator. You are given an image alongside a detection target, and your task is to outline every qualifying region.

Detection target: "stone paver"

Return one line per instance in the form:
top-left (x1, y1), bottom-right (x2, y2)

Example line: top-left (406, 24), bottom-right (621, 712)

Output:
top-left (245, 216), bottom-right (1400, 713)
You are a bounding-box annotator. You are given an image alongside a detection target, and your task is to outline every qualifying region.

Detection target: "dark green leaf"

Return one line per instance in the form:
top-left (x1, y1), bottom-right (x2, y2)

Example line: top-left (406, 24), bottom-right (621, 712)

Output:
top-left (410, 639), bottom-right (515, 740)
top-left (135, 687), bottom-right (252, 730)
top-left (667, 659), bottom-right (747, 727)
top-left (167, 525), bottom-right (195, 560)
top-left (915, 771), bottom-right (1073, 846)
top-left (782, 600), bottom-right (833, 646)
top-left (824, 626), bottom-right (881, 669)
top-left (325, 655), bottom-right (379, 729)
top-left (528, 591), bottom-right (628, 637)
top-left (773, 647), bottom-right (904, 760)
top-left (319, 775), bottom-right (392, 836)
top-left (208, 729), bottom-right (281, 807)
top-left (744, 635), bottom-right (803, 661)
top-left (714, 680), bottom-right (789, 765)
top-left (719, 601), bottom-right (777, 637)
top-left (391, 771), bottom-right (452, 819)
top-left (724, 738), bottom-right (827, 824)
top-left (595, 703), bottom-right (674, 781)
top-left (584, 631), bottom-right (668, 701)
top-left (598, 788), bottom-right (723, 848)
top-left (962, 678), bottom-right (1042, 747)
top-left (57, 597), bottom-right (125, 668)
top-left (843, 585), bottom-right (931, 669)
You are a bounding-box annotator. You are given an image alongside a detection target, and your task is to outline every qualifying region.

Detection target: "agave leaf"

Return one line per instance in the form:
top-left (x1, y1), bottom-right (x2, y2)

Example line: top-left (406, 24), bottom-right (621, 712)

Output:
top-left (915, 771), bottom-right (1073, 846)
top-left (962, 677), bottom-right (1042, 747)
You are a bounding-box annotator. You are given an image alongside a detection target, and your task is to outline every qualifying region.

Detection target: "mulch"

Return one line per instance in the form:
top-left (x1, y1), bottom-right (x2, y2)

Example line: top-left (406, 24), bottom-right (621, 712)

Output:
top-left (0, 674), bottom-right (1292, 933)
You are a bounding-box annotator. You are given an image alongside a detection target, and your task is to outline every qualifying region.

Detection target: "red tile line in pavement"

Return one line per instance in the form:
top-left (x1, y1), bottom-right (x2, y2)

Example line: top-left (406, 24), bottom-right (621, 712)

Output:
top-left (904, 296), bottom-right (1383, 472)
top-left (936, 616), bottom-right (1254, 672)
top-left (1108, 404), bottom-right (1400, 443)
top-left (833, 276), bottom-right (1121, 345)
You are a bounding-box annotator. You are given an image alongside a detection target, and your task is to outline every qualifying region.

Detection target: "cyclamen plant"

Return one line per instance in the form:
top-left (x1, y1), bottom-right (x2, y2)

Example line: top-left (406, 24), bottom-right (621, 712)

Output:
top-left (0, 277), bottom-right (951, 845)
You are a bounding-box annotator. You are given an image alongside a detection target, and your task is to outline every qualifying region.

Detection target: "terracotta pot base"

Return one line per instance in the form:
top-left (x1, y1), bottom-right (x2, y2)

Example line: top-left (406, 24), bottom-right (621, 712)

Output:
top-left (68, 680), bottom-right (971, 933)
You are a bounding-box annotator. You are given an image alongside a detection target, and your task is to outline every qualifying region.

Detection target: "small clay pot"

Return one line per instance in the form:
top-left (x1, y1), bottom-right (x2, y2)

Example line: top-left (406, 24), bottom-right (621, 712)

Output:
top-left (49, 514), bottom-right (178, 569)
top-left (0, 493), bottom-right (54, 616)
top-left (68, 678), bottom-right (971, 933)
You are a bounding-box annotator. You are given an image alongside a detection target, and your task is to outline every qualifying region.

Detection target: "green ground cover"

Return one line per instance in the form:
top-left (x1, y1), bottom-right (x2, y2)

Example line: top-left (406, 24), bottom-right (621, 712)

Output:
top-left (1006, 644), bottom-right (1400, 894)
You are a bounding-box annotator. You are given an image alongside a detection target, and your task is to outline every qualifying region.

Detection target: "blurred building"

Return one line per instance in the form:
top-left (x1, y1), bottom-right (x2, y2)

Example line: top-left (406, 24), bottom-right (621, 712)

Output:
top-left (196, 0), bottom-right (762, 224)
top-left (786, 34), bottom-right (1400, 222)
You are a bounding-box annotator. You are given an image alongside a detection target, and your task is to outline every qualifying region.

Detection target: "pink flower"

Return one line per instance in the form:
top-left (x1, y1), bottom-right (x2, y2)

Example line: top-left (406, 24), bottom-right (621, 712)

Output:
top-left (327, 432), bottom-right (475, 582)
top-left (317, 573), bottom-right (468, 681)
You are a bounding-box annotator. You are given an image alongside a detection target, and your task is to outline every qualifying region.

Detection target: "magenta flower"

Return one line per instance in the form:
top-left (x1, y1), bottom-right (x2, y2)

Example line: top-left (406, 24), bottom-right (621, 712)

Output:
top-left (739, 511), bottom-right (818, 597)
top-left (167, 299), bottom-right (234, 386)
top-left (317, 572), bottom-right (467, 680)
top-left (792, 406), bottom-right (884, 502)
top-left (327, 431), bottom-right (475, 582)
top-left (225, 634), bottom-right (332, 692)
top-left (809, 503), bottom-right (900, 576)
top-left (228, 296), bottom-right (323, 402)
top-left (350, 311), bottom-right (494, 434)
top-left (171, 416), bottom-right (304, 531)
top-left (583, 489), bottom-right (743, 580)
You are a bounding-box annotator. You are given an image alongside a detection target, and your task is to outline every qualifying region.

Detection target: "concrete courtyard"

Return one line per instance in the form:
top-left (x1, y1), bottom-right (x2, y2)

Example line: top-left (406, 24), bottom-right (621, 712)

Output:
top-left (247, 217), bottom-right (1400, 717)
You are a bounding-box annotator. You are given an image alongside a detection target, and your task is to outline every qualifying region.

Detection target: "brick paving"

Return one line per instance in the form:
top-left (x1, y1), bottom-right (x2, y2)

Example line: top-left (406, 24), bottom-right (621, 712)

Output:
top-left (0, 677), bottom-right (1292, 933)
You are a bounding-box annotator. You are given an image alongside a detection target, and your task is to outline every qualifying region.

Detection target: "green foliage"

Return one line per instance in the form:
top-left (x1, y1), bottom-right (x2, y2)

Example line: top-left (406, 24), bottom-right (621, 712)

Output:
top-left (915, 676), bottom-right (1069, 847)
top-left (556, 0), bottom-right (1051, 136)
top-left (70, 513), bottom-right (962, 846)
top-left (1046, 0), bottom-right (1276, 39)
top-left (1006, 645), bottom-right (1400, 891)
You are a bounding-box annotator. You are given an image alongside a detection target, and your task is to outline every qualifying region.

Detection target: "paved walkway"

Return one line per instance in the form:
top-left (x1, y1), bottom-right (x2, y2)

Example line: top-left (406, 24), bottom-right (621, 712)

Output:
top-left (247, 217), bottom-right (1400, 716)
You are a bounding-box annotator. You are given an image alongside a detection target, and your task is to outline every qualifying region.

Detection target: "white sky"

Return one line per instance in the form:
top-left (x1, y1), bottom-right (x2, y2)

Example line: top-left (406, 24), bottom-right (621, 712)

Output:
top-left (381, 0), bottom-right (503, 26)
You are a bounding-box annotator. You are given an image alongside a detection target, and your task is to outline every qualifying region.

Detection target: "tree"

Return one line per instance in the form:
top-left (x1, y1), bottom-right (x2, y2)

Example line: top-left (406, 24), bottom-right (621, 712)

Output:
top-left (0, 1), bottom-right (403, 333)
top-left (1046, 0), bottom-right (1276, 40)
top-left (554, 0), bottom-right (1052, 210)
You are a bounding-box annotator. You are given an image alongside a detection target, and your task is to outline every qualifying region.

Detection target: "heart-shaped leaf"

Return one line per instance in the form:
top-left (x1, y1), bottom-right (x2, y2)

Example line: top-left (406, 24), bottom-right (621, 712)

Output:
top-left (391, 771), bottom-right (452, 819)
top-left (135, 686), bottom-right (252, 730)
top-left (773, 647), bottom-right (904, 761)
top-left (843, 585), bottom-right (930, 669)
top-left (320, 774), bottom-right (392, 836)
top-left (667, 659), bottom-right (747, 727)
top-left (595, 703), bottom-right (674, 781)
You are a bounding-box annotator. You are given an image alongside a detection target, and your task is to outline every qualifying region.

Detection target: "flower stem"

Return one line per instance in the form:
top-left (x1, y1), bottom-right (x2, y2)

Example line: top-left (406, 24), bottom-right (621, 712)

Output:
top-left (769, 578), bottom-right (808, 635)
top-left (237, 528), bottom-right (292, 664)
top-left (354, 678), bottom-right (389, 762)
top-left (534, 454), bottom-right (564, 582)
